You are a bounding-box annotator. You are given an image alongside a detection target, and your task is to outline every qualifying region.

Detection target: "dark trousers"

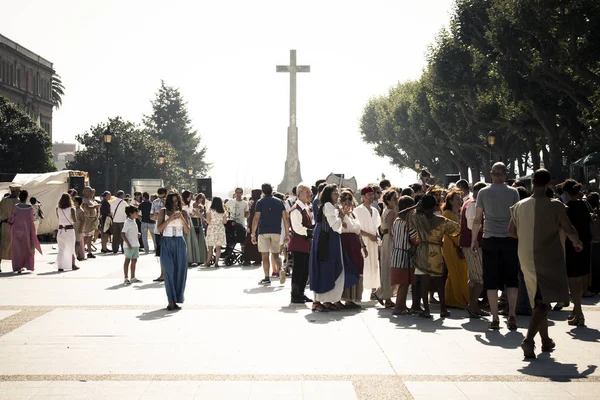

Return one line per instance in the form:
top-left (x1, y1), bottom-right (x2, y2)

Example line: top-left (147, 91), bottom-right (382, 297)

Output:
top-left (112, 222), bottom-right (124, 253)
top-left (136, 218), bottom-right (144, 248)
top-left (291, 251), bottom-right (309, 298)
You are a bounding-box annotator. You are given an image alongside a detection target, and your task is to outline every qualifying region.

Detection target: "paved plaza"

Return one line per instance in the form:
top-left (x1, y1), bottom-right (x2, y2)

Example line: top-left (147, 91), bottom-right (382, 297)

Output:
top-left (0, 244), bottom-right (599, 399)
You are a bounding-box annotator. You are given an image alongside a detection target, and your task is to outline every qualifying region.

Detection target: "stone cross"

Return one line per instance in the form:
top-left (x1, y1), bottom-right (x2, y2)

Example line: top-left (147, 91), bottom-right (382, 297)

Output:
top-left (276, 50), bottom-right (310, 194)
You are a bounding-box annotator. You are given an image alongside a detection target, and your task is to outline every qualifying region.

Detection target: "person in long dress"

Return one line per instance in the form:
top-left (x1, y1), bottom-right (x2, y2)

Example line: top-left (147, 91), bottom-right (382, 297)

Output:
top-left (56, 193), bottom-right (80, 272)
top-left (204, 197), bottom-right (227, 268)
top-left (442, 190), bottom-right (470, 308)
top-left (182, 190), bottom-right (206, 266)
top-left (157, 193), bottom-right (190, 311)
top-left (354, 186), bottom-right (381, 301)
top-left (340, 190), bottom-right (366, 309)
top-left (9, 190), bottom-right (42, 273)
top-left (375, 190), bottom-right (398, 308)
top-left (0, 184), bottom-right (21, 272)
top-left (243, 190), bottom-right (263, 266)
top-left (410, 194), bottom-right (459, 318)
top-left (309, 184), bottom-right (358, 312)
top-left (510, 169), bottom-right (583, 359)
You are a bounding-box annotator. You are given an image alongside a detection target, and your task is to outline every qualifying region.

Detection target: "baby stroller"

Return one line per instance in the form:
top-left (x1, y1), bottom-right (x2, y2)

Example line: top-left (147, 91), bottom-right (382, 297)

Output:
top-left (221, 220), bottom-right (247, 266)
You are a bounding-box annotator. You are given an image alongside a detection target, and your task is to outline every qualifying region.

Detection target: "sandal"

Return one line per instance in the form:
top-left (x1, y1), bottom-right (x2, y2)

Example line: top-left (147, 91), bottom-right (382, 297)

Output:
top-left (384, 300), bottom-right (395, 309)
top-left (344, 302), bottom-right (361, 309)
top-left (311, 303), bottom-right (329, 313)
top-left (334, 301), bottom-right (346, 310)
top-left (324, 302), bottom-right (340, 311)
top-left (153, 277), bottom-right (164, 282)
top-left (372, 292), bottom-right (384, 306)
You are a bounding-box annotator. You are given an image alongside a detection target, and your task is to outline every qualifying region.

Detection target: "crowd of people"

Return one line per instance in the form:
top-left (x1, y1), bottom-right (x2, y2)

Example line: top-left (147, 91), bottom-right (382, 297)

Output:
top-left (0, 163), bottom-right (599, 359)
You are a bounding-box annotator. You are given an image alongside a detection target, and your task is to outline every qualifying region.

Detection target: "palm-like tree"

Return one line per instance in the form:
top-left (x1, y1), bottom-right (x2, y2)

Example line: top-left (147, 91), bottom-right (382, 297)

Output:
top-left (52, 74), bottom-right (65, 109)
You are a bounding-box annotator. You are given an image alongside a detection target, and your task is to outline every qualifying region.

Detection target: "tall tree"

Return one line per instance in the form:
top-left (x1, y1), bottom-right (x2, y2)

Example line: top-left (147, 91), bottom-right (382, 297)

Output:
top-left (68, 117), bottom-right (182, 192)
top-left (51, 74), bottom-right (65, 110)
top-left (0, 96), bottom-right (56, 173)
top-left (144, 81), bottom-right (210, 178)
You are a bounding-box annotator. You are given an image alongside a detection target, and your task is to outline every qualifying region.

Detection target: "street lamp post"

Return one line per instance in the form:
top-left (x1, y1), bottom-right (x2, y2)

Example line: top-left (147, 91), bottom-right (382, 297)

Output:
top-left (103, 127), bottom-right (112, 192)
top-left (158, 153), bottom-right (166, 183)
top-left (414, 160), bottom-right (421, 181)
top-left (488, 132), bottom-right (496, 165)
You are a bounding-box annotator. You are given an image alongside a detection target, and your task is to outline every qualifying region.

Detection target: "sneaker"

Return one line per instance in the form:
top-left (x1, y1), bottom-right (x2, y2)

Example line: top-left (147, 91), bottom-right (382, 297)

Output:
top-left (507, 316), bottom-right (518, 330)
top-left (124, 279), bottom-right (131, 285)
top-left (258, 278), bottom-right (271, 286)
top-left (489, 319), bottom-right (500, 330)
top-left (279, 268), bottom-right (286, 284)
top-left (130, 278), bottom-right (142, 283)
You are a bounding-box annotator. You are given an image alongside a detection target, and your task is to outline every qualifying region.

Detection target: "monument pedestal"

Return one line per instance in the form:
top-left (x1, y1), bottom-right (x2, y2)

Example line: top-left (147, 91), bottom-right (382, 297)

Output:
top-left (278, 125), bottom-right (302, 194)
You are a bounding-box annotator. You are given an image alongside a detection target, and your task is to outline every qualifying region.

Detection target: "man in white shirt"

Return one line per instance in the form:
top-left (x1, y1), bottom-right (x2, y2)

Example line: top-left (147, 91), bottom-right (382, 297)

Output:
top-left (285, 186), bottom-right (297, 210)
top-left (110, 191), bottom-right (127, 254)
top-left (456, 179), bottom-right (471, 203)
top-left (354, 186), bottom-right (381, 300)
top-left (288, 184), bottom-right (314, 303)
top-left (227, 187), bottom-right (250, 227)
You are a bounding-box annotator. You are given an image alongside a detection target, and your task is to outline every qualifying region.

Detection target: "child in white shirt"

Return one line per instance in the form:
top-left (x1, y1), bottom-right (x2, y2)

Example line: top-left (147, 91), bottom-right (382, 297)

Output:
top-left (121, 206), bottom-right (141, 285)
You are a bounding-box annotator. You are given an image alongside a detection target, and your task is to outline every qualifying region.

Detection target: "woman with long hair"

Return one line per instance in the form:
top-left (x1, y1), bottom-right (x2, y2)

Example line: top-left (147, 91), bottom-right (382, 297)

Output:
top-left (157, 193), bottom-right (190, 311)
top-left (309, 184), bottom-right (359, 312)
top-left (410, 194), bottom-right (460, 318)
top-left (204, 196), bottom-right (227, 267)
top-left (442, 189), bottom-right (470, 308)
top-left (374, 190), bottom-right (399, 308)
top-left (562, 180), bottom-right (592, 326)
top-left (182, 190), bottom-right (207, 266)
top-left (9, 190), bottom-right (41, 273)
top-left (56, 193), bottom-right (79, 272)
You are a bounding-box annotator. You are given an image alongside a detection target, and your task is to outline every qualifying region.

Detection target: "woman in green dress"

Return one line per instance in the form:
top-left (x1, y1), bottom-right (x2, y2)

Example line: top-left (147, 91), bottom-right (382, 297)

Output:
top-left (182, 191), bottom-right (207, 266)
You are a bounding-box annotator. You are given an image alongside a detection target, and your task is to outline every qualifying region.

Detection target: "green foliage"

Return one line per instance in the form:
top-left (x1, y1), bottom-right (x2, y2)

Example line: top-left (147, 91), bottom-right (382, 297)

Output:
top-left (52, 74), bottom-right (65, 110)
top-left (0, 96), bottom-right (56, 173)
top-left (143, 80), bottom-right (210, 179)
top-left (360, 0), bottom-right (600, 181)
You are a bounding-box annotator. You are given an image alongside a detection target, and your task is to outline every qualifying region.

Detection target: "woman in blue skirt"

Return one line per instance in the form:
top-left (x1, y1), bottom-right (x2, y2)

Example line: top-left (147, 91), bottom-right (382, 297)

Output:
top-left (157, 193), bottom-right (190, 311)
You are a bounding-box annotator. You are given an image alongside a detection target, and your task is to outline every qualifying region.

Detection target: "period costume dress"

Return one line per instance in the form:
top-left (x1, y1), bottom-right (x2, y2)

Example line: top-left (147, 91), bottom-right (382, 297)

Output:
top-left (9, 203), bottom-right (42, 271)
top-left (409, 212), bottom-right (460, 277)
top-left (309, 203), bottom-right (358, 302)
top-left (289, 200), bottom-right (315, 301)
top-left (354, 203), bottom-right (381, 289)
top-left (442, 209), bottom-right (470, 307)
top-left (0, 194), bottom-right (19, 261)
top-left (510, 197), bottom-right (576, 307)
top-left (375, 207), bottom-right (395, 301)
top-left (565, 200), bottom-right (592, 278)
top-left (390, 218), bottom-right (417, 285)
top-left (183, 203), bottom-right (207, 265)
top-left (341, 212), bottom-right (364, 303)
top-left (56, 207), bottom-right (77, 271)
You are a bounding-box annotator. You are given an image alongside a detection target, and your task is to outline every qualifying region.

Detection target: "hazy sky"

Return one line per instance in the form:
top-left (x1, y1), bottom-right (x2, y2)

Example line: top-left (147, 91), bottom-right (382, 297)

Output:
top-left (2, 0), bottom-right (453, 196)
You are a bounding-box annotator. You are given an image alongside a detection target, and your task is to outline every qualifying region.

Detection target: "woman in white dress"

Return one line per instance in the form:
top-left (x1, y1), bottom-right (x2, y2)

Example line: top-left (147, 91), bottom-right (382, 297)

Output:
top-left (56, 193), bottom-right (79, 271)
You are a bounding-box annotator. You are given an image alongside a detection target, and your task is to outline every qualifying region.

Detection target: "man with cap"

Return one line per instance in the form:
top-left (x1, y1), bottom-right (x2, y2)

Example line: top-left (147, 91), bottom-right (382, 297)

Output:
top-left (354, 186), bottom-right (382, 300)
top-left (0, 184), bottom-right (21, 271)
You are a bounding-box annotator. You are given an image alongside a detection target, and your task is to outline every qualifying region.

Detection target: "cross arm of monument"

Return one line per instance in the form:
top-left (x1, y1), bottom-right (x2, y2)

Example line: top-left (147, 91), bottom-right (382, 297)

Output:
top-left (276, 66), bottom-right (311, 72)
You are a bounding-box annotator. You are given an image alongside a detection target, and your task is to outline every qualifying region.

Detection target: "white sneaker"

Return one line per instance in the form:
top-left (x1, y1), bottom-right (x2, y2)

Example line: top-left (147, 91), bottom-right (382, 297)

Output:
top-left (279, 268), bottom-right (286, 284)
top-left (124, 279), bottom-right (131, 285)
top-left (130, 278), bottom-right (142, 283)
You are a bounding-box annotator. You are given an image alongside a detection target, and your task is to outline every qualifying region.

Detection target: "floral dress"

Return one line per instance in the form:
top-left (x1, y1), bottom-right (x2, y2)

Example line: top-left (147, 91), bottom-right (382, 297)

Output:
top-left (206, 209), bottom-right (226, 247)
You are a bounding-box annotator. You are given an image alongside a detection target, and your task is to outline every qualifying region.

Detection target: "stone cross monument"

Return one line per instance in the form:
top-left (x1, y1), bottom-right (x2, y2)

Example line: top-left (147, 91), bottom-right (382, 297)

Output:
top-left (276, 50), bottom-right (310, 194)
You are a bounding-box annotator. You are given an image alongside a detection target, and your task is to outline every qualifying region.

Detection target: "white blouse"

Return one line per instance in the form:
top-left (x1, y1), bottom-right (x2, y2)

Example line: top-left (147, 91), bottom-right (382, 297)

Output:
top-left (322, 202), bottom-right (345, 234)
top-left (342, 214), bottom-right (361, 235)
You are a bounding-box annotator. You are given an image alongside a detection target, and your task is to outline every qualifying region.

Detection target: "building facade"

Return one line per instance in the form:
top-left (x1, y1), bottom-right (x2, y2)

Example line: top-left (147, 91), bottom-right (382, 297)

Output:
top-left (0, 33), bottom-right (54, 138)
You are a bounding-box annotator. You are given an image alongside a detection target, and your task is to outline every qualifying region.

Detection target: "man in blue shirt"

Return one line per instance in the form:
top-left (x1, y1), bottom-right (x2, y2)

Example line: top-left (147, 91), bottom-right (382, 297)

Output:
top-left (251, 183), bottom-right (290, 285)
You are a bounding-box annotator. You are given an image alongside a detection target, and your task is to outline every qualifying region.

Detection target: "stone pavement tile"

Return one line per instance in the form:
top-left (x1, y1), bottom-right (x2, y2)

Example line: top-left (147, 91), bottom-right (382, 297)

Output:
top-left (0, 386), bottom-right (39, 400)
top-left (302, 381), bottom-right (357, 400)
top-left (506, 382), bottom-right (574, 399)
top-left (249, 381), bottom-right (303, 399)
top-left (404, 382), bottom-right (466, 399)
top-left (552, 382), bottom-right (600, 399)
top-left (454, 382), bottom-right (520, 399)
top-left (0, 309), bottom-right (394, 375)
top-left (195, 381), bottom-right (251, 400)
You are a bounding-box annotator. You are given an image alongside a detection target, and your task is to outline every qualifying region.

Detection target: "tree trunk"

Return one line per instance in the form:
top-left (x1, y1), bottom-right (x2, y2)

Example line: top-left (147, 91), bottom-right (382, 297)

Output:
top-left (459, 163), bottom-right (469, 182)
top-left (471, 162), bottom-right (482, 183)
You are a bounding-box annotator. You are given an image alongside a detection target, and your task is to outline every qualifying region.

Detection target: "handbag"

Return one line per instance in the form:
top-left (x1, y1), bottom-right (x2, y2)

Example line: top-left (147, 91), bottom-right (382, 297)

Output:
top-left (317, 214), bottom-right (330, 261)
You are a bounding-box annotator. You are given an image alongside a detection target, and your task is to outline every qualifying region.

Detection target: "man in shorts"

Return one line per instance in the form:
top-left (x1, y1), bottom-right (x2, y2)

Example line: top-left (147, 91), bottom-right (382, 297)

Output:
top-left (251, 183), bottom-right (290, 285)
top-left (471, 163), bottom-right (520, 330)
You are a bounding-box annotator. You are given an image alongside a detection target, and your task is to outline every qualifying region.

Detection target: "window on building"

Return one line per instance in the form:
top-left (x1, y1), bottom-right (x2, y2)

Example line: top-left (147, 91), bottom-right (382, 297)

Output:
top-left (0, 59), bottom-right (3, 83)
top-left (16, 68), bottom-right (21, 89)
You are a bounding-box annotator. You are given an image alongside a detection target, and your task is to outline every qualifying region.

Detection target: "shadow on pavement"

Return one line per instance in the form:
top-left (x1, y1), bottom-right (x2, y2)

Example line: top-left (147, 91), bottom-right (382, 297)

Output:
top-left (136, 308), bottom-right (177, 321)
top-left (519, 359), bottom-right (597, 382)
top-left (303, 308), bottom-right (361, 324)
top-left (278, 304), bottom-right (309, 314)
top-left (473, 331), bottom-right (525, 349)
top-left (388, 312), bottom-right (462, 333)
top-left (243, 286), bottom-right (284, 295)
top-left (567, 326), bottom-right (600, 342)
top-left (106, 283), bottom-right (128, 290)
top-left (134, 282), bottom-right (163, 290)
top-left (37, 270), bottom-right (75, 276)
